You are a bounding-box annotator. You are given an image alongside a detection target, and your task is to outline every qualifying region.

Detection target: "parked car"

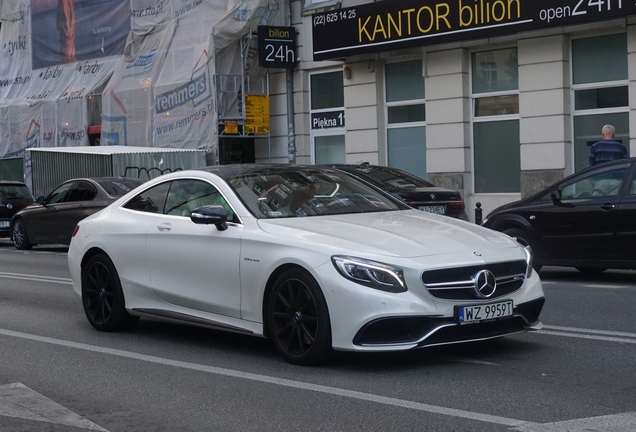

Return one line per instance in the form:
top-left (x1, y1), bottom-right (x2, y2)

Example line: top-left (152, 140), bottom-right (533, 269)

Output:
top-left (0, 180), bottom-right (34, 238)
top-left (68, 165), bottom-right (544, 365)
top-left (11, 177), bottom-right (144, 250)
top-left (482, 157), bottom-right (636, 273)
top-left (330, 163), bottom-right (468, 220)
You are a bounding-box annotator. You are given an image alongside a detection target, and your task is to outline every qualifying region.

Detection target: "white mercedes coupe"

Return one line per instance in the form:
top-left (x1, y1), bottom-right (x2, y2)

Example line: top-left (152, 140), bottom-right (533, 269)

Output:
top-left (68, 165), bottom-right (544, 365)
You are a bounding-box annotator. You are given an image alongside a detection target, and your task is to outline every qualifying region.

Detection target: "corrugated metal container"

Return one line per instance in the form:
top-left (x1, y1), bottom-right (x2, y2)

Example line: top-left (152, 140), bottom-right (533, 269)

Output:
top-left (28, 146), bottom-right (207, 198)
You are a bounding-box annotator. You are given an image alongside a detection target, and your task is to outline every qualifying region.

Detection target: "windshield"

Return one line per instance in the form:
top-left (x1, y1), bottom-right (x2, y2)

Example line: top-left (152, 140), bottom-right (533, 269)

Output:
top-left (227, 168), bottom-right (404, 218)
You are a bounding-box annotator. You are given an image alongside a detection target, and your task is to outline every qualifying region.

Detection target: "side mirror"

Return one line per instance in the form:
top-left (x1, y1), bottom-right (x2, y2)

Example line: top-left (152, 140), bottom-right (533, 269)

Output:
top-left (36, 196), bottom-right (45, 205)
top-left (551, 190), bottom-right (574, 208)
top-left (190, 205), bottom-right (228, 231)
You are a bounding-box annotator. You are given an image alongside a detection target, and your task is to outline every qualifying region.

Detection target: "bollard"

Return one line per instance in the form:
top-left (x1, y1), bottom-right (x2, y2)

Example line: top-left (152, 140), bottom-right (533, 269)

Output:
top-left (474, 202), bottom-right (482, 225)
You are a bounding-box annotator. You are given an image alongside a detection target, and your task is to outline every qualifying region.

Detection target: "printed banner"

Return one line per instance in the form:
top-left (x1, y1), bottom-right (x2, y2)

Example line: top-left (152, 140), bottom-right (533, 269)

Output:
top-left (101, 19), bottom-right (177, 147)
top-left (31, 0), bottom-right (131, 70)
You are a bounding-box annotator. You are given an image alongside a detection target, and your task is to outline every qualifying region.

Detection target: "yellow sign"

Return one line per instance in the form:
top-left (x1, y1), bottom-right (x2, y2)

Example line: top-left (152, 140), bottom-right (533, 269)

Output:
top-left (224, 121), bottom-right (239, 135)
top-left (245, 94), bottom-right (270, 135)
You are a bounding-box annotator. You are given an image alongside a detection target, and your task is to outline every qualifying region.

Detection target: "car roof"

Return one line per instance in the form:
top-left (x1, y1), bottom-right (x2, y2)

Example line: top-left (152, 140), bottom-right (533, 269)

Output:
top-left (0, 180), bottom-right (28, 186)
top-left (194, 164), bottom-right (344, 180)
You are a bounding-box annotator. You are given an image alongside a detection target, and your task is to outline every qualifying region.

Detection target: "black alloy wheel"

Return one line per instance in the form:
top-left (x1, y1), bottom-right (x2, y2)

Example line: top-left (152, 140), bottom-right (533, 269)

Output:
top-left (268, 268), bottom-right (332, 365)
top-left (12, 219), bottom-right (32, 250)
top-left (82, 253), bottom-right (139, 332)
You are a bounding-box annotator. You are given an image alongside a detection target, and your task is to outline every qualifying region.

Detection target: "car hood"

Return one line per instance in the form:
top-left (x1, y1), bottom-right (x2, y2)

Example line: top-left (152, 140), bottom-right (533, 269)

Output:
top-left (257, 209), bottom-right (518, 258)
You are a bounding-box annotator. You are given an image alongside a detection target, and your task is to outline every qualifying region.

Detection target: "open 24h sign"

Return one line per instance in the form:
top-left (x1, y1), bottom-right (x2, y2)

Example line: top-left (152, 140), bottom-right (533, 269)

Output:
top-left (312, 0), bottom-right (636, 61)
top-left (259, 26), bottom-right (298, 69)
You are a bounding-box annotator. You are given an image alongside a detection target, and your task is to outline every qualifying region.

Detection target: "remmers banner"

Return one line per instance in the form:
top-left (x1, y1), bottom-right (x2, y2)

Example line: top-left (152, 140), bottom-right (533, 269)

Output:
top-left (312, 0), bottom-right (636, 61)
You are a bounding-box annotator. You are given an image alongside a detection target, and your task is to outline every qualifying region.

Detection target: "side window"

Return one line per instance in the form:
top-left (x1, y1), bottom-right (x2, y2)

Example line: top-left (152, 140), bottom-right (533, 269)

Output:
top-left (66, 182), bottom-right (97, 202)
top-left (561, 166), bottom-right (629, 199)
top-left (124, 182), bottom-right (171, 214)
top-left (629, 170), bottom-right (636, 195)
top-left (165, 179), bottom-right (234, 220)
top-left (46, 182), bottom-right (74, 204)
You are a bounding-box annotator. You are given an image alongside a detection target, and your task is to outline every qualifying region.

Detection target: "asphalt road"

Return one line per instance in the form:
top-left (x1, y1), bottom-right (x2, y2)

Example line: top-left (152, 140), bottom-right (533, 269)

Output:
top-left (0, 239), bottom-right (635, 432)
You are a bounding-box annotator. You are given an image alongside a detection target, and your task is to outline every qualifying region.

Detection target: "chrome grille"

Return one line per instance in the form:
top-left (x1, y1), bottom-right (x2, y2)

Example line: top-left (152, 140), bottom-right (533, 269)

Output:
top-left (421, 261), bottom-right (527, 300)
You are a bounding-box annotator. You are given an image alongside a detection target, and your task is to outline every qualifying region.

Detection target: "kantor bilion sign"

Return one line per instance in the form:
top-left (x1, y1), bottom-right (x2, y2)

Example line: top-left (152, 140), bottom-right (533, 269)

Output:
top-left (312, 0), bottom-right (636, 61)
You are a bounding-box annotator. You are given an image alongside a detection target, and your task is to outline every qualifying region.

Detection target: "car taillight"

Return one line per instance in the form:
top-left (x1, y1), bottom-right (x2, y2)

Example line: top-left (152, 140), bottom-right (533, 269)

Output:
top-left (71, 225), bottom-right (80, 238)
top-left (448, 197), bottom-right (465, 210)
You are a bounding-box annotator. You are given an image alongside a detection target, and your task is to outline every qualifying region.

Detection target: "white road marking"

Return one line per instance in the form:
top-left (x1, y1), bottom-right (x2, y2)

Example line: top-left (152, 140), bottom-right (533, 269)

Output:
top-left (541, 280), bottom-right (633, 289)
top-left (543, 325), bottom-right (636, 339)
top-left (0, 272), bottom-right (72, 285)
top-left (2, 328), bottom-right (636, 431)
top-left (0, 383), bottom-right (108, 431)
top-left (2, 273), bottom-right (636, 429)
top-left (583, 284), bottom-right (630, 289)
top-left (539, 325), bottom-right (636, 345)
top-left (0, 328), bottom-right (536, 428)
top-left (511, 412), bottom-right (636, 432)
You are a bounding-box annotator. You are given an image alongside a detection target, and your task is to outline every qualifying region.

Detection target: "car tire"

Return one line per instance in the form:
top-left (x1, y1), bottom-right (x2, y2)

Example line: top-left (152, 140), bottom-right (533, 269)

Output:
top-left (575, 267), bottom-right (607, 274)
top-left (12, 219), bottom-right (33, 250)
top-left (503, 228), bottom-right (542, 272)
top-left (268, 268), bottom-right (332, 366)
top-left (82, 253), bottom-right (140, 332)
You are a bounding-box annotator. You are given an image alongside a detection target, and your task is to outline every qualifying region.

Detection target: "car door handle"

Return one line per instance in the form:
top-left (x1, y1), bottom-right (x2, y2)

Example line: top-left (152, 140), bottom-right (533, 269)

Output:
top-left (600, 204), bottom-right (616, 211)
top-left (157, 223), bottom-right (172, 232)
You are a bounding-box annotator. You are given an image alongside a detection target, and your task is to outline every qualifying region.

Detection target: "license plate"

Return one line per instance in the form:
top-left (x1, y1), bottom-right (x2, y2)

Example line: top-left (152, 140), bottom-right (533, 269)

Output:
top-left (0, 221), bottom-right (9, 228)
top-left (456, 300), bottom-right (513, 324)
top-left (419, 205), bottom-right (445, 214)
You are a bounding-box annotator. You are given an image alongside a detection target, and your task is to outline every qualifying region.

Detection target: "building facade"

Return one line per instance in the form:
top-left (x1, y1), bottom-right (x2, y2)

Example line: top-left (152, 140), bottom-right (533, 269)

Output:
top-left (1, 0), bottom-right (634, 219)
top-left (262, 0), bottom-right (636, 218)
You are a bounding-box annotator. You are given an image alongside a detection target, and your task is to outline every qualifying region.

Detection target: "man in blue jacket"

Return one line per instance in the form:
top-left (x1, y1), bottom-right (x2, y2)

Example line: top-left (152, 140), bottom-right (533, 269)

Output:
top-left (589, 124), bottom-right (628, 166)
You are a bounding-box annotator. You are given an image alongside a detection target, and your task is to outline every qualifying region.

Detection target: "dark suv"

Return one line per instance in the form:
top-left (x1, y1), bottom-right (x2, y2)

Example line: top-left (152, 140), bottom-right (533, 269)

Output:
top-left (0, 181), bottom-right (34, 238)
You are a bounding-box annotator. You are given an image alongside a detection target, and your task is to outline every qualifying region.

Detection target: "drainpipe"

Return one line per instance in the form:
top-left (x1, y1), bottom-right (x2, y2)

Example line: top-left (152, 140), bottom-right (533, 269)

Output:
top-left (286, 0), bottom-right (296, 164)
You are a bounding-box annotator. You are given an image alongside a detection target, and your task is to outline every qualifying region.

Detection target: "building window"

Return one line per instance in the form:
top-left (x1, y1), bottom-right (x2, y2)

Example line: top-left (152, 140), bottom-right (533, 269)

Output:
top-left (472, 47), bottom-right (520, 193)
top-left (385, 60), bottom-right (426, 178)
top-left (310, 71), bottom-right (345, 163)
top-left (572, 33), bottom-right (629, 172)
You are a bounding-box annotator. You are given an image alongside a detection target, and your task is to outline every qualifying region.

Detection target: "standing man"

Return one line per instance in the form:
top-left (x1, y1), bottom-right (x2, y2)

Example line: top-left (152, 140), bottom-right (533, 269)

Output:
top-left (588, 124), bottom-right (628, 166)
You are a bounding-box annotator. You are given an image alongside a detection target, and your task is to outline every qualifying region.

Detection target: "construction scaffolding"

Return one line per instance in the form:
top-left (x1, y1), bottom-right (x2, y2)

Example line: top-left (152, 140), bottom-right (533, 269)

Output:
top-left (0, 0), bottom-right (283, 183)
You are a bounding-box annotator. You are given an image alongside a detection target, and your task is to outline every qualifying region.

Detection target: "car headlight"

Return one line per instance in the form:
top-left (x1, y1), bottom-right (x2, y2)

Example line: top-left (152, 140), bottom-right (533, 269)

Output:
top-left (331, 255), bottom-right (407, 293)
top-left (522, 244), bottom-right (534, 279)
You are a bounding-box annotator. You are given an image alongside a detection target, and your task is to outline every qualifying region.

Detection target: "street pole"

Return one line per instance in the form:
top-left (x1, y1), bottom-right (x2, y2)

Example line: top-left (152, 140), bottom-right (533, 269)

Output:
top-left (286, 0), bottom-right (296, 164)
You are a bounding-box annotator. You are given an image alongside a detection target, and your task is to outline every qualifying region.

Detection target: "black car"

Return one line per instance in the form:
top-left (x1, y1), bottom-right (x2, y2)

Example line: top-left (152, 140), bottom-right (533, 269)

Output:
top-left (331, 163), bottom-right (468, 220)
top-left (11, 176), bottom-right (144, 249)
top-left (0, 180), bottom-right (34, 238)
top-left (482, 157), bottom-right (636, 273)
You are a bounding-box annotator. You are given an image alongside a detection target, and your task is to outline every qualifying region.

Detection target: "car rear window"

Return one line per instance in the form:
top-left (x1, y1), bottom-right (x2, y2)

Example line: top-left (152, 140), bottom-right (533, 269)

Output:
top-left (0, 184), bottom-right (33, 200)
top-left (97, 179), bottom-right (144, 197)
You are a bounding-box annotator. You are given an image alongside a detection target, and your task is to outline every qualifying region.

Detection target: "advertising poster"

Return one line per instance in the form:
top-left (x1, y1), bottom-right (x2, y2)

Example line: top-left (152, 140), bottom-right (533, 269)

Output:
top-left (30, 0), bottom-right (131, 70)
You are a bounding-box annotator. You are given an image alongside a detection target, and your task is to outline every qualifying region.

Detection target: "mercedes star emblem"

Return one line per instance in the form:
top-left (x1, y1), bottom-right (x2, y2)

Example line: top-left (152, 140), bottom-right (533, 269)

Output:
top-left (473, 269), bottom-right (497, 298)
